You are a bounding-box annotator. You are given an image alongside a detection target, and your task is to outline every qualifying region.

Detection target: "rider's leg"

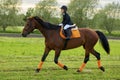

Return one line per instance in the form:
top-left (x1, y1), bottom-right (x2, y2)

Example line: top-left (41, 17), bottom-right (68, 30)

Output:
top-left (64, 25), bottom-right (71, 40)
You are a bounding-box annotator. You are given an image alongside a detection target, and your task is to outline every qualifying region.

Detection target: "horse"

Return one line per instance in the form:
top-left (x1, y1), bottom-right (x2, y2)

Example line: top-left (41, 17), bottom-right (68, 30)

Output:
top-left (22, 16), bottom-right (110, 73)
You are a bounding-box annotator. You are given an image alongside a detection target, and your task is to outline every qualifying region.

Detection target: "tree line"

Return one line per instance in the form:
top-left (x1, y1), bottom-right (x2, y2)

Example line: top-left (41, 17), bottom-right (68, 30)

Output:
top-left (0, 0), bottom-right (120, 34)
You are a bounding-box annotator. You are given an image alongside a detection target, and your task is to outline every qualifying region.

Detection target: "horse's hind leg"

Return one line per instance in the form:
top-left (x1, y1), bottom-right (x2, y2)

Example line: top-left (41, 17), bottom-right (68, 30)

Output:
top-left (54, 49), bottom-right (68, 70)
top-left (91, 49), bottom-right (105, 72)
top-left (77, 50), bottom-right (90, 72)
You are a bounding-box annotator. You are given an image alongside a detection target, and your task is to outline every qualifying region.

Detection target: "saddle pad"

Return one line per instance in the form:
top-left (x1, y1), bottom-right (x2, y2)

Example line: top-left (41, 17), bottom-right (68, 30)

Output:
top-left (60, 28), bottom-right (81, 39)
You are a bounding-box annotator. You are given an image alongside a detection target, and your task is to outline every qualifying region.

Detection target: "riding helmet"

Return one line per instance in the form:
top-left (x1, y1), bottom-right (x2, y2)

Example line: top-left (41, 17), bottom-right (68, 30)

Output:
top-left (61, 5), bottom-right (67, 11)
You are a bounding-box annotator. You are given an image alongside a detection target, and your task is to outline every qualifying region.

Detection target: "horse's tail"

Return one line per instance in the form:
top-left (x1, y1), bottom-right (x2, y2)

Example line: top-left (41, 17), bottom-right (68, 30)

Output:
top-left (96, 31), bottom-right (110, 54)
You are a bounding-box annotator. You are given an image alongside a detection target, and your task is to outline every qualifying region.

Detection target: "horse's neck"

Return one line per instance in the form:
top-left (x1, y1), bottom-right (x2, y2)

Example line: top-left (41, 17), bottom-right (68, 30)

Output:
top-left (36, 21), bottom-right (60, 39)
top-left (37, 27), bottom-right (47, 38)
top-left (38, 27), bottom-right (59, 39)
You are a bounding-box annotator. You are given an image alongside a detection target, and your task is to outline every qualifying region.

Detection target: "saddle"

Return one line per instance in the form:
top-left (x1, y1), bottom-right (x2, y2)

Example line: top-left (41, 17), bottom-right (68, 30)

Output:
top-left (60, 25), bottom-right (81, 39)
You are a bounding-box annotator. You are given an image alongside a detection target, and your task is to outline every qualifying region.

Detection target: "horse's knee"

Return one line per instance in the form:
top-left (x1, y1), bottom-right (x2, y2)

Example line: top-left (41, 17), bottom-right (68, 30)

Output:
top-left (84, 56), bottom-right (89, 63)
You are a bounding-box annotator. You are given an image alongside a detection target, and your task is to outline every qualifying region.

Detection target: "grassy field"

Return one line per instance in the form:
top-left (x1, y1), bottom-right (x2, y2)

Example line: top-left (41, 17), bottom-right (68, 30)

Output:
top-left (0, 37), bottom-right (120, 80)
top-left (0, 26), bottom-right (40, 34)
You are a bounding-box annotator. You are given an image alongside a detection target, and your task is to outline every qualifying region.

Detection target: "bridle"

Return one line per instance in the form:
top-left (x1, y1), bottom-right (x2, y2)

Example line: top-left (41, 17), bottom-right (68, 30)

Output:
top-left (24, 19), bottom-right (34, 35)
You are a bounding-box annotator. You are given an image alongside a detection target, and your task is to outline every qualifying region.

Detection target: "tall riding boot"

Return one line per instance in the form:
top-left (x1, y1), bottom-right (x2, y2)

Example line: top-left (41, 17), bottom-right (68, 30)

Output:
top-left (64, 29), bottom-right (71, 40)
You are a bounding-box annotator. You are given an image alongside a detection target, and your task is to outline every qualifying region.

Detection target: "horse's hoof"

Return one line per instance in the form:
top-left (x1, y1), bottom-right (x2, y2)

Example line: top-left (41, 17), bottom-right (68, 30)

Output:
top-left (99, 66), bottom-right (105, 72)
top-left (63, 65), bottom-right (68, 70)
top-left (35, 68), bottom-right (40, 73)
top-left (77, 69), bottom-right (81, 72)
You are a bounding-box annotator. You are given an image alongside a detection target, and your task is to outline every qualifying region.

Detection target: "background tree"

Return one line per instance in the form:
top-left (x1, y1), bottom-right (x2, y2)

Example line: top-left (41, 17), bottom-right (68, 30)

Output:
top-left (23, 8), bottom-right (34, 21)
top-left (93, 2), bottom-right (120, 34)
top-left (33, 0), bottom-right (60, 24)
top-left (68, 0), bottom-right (99, 27)
top-left (0, 0), bottom-right (22, 32)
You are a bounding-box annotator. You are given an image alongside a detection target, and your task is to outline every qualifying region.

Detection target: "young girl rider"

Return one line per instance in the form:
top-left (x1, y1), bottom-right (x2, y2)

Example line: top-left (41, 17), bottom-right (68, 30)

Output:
top-left (59, 5), bottom-right (73, 40)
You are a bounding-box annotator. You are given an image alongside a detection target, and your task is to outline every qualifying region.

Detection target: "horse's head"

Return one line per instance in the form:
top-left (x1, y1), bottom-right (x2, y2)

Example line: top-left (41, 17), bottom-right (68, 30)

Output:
top-left (22, 17), bottom-right (37, 37)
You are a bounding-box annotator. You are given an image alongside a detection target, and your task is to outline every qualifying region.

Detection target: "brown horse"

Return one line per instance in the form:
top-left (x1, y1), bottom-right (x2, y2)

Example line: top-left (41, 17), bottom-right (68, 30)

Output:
top-left (22, 16), bottom-right (110, 73)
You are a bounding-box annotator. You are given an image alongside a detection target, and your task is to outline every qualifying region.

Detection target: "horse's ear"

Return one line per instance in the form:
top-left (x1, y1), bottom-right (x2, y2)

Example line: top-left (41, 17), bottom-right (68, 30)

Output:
top-left (34, 16), bottom-right (39, 19)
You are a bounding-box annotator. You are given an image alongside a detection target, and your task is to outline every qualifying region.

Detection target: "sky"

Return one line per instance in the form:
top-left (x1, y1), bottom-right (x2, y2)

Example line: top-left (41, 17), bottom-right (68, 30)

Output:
top-left (21, 0), bottom-right (120, 13)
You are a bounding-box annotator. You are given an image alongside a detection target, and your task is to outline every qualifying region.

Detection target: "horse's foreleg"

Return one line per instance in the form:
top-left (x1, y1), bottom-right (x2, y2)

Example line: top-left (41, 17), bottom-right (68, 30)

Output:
top-left (91, 50), bottom-right (105, 72)
top-left (54, 49), bottom-right (68, 70)
top-left (36, 47), bottom-right (50, 73)
top-left (77, 51), bottom-right (89, 72)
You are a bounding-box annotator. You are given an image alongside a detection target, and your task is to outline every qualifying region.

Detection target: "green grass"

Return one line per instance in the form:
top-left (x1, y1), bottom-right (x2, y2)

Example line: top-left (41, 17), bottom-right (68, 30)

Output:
top-left (103, 30), bottom-right (120, 37)
top-left (0, 26), bottom-right (23, 33)
top-left (0, 37), bottom-right (120, 80)
top-left (0, 26), bottom-right (40, 34)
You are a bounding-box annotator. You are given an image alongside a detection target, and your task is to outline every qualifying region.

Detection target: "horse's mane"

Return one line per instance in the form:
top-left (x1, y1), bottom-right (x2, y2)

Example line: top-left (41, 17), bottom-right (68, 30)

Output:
top-left (33, 16), bottom-right (60, 30)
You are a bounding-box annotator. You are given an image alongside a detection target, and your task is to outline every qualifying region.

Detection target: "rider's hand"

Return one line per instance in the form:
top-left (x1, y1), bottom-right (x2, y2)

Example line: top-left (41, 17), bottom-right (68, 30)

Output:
top-left (59, 23), bottom-right (63, 26)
